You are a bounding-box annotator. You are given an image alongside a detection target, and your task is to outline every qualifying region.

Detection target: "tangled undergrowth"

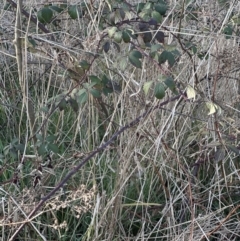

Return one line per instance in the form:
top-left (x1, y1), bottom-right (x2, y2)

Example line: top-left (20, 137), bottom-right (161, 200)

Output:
top-left (1, 0), bottom-right (240, 240)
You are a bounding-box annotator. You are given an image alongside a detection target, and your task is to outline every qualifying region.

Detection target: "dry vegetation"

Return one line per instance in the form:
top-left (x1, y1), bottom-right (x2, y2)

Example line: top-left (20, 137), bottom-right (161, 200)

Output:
top-left (1, 0), bottom-right (240, 240)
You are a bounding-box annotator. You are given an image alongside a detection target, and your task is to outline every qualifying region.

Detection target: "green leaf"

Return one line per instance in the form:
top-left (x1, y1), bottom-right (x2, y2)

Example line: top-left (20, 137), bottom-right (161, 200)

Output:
top-left (28, 37), bottom-right (37, 48)
top-left (143, 30), bottom-right (152, 43)
top-left (158, 75), bottom-right (168, 82)
top-left (78, 91), bottom-right (88, 104)
top-left (113, 31), bottom-right (122, 43)
top-left (9, 148), bottom-right (17, 159)
top-left (119, 8), bottom-right (125, 20)
top-left (139, 10), bottom-right (151, 21)
top-left (11, 138), bottom-right (19, 145)
top-left (103, 41), bottom-right (110, 52)
top-left (139, 22), bottom-right (148, 31)
top-left (79, 60), bottom-right (90, 70)
top-left (108, 27), bottom-right (117, 38)
top-left (125, 28), bottom-right (135, 38)
top-left (58, 98), bottom-right (67, 111)
top-left (158, 50), bottom-right (168, 64)
top-left (60, 4), bottom-right (68, 9)
top-left (143, 3), bottom-right (152, 10)
top-left (122, 30), bottom-right (131, 43)
top-left (122, 3), bottom-right (130, 13)
top-left (151, 44), bottom-right (162, 53)
top-left (68, 5), bottom-right (78, 19)
top-left (38, 143), bottom-right (47, 156)
top-left (69, 98), bottom-right (79, 112)
top-left (89, 75), bottom-right (101, 84)
top-left (158, 50), bottom-right (175, 67)
top-left (164, 44), bottom-right (177, 52)
top-left (155, 31), bottom-right (165, 43)
top-left (49, 5), bottom-right (64, 13)
top-left (46, 135), bottom-right (57, 143)
top-left (86, 82), bottom-right (98, 88)
top-left (131, 50), bottom-right (142, 59)
top-left (89, 89), bottom-right (101, 98)
top-left (164, 77), bottom-right (175, 90)
top-left (191, 45), bottom-right (197, 54)
top-left (223, 25), bottom-right (233, 39)
top-left (15, 144), bottom-right (25, 152)
top-left (151, 11), bottom-right (162, 23)
top-left (166, 51), bottom-right (175, 67)
top-left (143, 81), bottom-right (153, 95)
top-left (101, 75), bottom-right (110, 85)
top-left (148, 18), bottom-right (158, 26)
top-left (136, 3), bottom-right (145, 13)
top-left (48, 143), bottom-right (59, 154)
top-left (129, 56), bottom-right (142, 68)
top-left (36, 134), bottom-right (43, 141)
top-left (154, 82), bottom-right (165, 99)
top-left (74, 65), bottom-right (85, 76)
top-left (37, 7), bottom-right (53, 24)
top-left (41, 106), bottom-right (49, 113)
top-left (128, 50), bottom-right (142, 69)
top-left (103, 87), bottom-right (113, 95)
top-left (154, 2), bottom-right (168, 16)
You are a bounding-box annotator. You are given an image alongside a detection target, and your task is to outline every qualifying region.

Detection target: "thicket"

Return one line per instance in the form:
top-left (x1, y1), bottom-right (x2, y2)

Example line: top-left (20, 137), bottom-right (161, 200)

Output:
top-left (1, 0), bottom-right (240, 240)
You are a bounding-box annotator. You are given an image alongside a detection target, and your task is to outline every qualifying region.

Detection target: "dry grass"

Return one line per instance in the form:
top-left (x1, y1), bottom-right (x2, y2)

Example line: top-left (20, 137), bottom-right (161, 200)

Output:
top-left (0, 0), bottom-right (240, 240)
